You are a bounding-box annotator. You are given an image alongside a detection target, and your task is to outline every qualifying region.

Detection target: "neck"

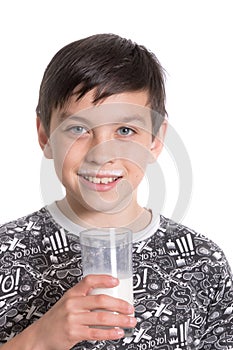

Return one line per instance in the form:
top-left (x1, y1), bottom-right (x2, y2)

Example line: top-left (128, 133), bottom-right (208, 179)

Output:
top-left (56, 196), bottom-right (152, 232)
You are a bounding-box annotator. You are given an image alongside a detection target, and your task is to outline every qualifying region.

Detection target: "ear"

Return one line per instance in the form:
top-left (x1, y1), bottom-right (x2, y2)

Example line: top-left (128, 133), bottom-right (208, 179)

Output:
top-left (150, 119), bottom-right (167, 162)
top-left (36, 117), bottom-right (53, 159)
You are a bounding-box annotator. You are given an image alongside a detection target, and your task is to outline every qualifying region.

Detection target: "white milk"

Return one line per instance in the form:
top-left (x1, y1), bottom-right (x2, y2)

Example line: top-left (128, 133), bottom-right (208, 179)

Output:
top-left (90, 276), bottom-right (134, 306)
top-left (90, 277), bottom-right (133, 305)
top-left (89, 276), bottom-right (134, 336)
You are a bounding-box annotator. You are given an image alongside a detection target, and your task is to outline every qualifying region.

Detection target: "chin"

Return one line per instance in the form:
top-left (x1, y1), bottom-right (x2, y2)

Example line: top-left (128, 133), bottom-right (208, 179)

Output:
top-left (77, 179), bottom-right (132, 212)
top-left (66, 178), bottom-right (136, 216)
top-left (86, 195), bottom-right (133, 215)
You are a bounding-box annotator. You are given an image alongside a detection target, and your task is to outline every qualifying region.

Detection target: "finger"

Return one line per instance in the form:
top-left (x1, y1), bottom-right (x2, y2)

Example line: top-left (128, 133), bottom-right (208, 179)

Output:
top-left (78, 310), bottom-right (137, 328)
top-left (80, 294), bottom-right (134, 315)
top-left (71, 274), bottom-right (119, 296)
top-left (84, 326), bottom-right (126, 341)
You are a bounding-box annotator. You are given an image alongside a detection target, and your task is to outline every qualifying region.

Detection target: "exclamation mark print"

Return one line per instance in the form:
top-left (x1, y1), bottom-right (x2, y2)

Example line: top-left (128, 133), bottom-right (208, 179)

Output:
top-left (179, 321), bottom-right (188, 346)
top-left (186, 233), bottom-right (195, 255)
top-left (180, 323), bottom-right (184, 346)
top-left (181, 237), bottom-right (189, 256)
top-left (15, 268), bottom-right (20, 290)
top-left (55, 231), bottom-right (63, 253)
top-left (176, 238), bottom-right (185, 256)
top-left (184, 320), bottom-right (189, 344)
top-left (60, 229), bottom-right (69, 252)
top-left (143, 268), bottom-right (148, 288)
top-left (50, 235), bottom-right (58, 254)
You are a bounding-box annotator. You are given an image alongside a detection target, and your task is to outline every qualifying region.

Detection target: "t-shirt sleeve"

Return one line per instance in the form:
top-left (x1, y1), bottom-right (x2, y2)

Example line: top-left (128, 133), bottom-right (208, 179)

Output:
top-left (196, 260), bottom-right (233, 349)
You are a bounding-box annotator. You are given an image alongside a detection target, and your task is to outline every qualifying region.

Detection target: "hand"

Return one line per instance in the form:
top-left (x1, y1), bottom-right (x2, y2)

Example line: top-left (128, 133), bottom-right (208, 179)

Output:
top-left (30, 274), bottom-right (137, 350)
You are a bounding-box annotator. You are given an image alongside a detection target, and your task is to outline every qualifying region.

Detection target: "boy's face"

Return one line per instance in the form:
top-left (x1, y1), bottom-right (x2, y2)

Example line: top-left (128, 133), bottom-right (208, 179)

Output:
top-left (38, 90), bottom-right (166, 218)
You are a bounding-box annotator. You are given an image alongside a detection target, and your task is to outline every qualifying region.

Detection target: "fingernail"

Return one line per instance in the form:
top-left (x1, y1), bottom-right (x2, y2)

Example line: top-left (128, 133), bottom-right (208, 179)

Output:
top-left (111, 276), bottom-right (119, 284)
top-left (116, 328), bottom-right (125, 337)
top-left (129, 316), bottom-right (136, 326)
top-left (128, 304), bottom-right (134, 313)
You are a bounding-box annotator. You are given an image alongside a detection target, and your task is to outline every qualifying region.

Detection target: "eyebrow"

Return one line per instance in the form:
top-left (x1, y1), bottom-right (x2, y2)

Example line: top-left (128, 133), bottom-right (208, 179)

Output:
top-left (58, 111), bottom-right (74, 121)
top-left (58, 112), bottom-right (147, 126)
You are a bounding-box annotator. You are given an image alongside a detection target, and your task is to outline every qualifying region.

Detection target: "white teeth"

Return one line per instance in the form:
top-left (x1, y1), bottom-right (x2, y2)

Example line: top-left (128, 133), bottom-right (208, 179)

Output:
top-left (83, 176), bottom-right (118, 184)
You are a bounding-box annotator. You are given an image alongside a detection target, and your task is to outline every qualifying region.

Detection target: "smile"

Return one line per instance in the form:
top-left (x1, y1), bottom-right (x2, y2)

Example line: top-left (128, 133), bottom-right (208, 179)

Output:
top-left (82, 176), bottom-right (120, 184)
top-left (78, 172), bottom-right (123, 192)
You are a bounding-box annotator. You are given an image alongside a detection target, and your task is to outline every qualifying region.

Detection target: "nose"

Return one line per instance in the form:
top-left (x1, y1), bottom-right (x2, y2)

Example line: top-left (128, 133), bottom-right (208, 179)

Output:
top-left (85, 130), bottom-right (118, 165)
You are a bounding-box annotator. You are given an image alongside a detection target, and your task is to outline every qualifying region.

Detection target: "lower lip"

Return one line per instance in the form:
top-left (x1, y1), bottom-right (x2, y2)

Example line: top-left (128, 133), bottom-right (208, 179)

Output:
top-left (78, 176), bottom-right (121, 192)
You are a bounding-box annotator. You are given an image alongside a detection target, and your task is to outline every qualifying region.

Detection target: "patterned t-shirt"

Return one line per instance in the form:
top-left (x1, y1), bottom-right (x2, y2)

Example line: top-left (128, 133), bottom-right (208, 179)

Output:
top-left (0, 205), bottom-right (232, 349)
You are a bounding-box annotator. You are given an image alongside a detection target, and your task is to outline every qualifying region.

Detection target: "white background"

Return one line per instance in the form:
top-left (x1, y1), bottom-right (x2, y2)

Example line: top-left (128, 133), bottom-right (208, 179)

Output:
top-left (0, 1), bottom-right (232, 267)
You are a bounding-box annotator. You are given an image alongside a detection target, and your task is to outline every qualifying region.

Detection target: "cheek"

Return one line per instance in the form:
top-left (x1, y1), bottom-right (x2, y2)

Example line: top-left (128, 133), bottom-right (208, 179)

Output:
top-left (127, 162), bottom-right (145, 187)
top-left (52, 141), bottom-right (81, 180)
top-left (120, 140), bottom-right (154, 171)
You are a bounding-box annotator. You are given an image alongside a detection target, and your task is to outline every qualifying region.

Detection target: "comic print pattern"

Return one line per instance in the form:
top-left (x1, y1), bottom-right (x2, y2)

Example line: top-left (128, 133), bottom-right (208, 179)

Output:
top-left (0, 207), bottom-right (233, 349)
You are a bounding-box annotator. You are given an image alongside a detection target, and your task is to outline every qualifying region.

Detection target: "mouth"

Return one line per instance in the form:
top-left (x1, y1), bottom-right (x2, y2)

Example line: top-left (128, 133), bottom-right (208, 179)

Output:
top-left (82, 175), bottom-right (121, 184)
top-left (78, 172), bottom-right (123, 191)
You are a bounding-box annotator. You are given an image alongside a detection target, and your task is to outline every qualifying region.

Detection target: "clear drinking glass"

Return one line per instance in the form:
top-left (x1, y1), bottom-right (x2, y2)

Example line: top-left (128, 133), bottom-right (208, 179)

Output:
top-left (80, 227), bottom-right (134, 336)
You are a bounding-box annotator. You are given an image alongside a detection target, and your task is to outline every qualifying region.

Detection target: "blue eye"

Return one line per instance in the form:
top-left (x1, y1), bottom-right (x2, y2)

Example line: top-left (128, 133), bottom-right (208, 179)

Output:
top-left (68, 126), bottom-right (88, 135)
top-left (117, 127), bottom-right (135, 136)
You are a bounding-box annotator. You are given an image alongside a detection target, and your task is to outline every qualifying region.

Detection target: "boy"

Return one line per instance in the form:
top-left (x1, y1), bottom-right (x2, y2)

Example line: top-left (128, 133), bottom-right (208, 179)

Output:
top-left (0, 33), bottom-right (232, 349)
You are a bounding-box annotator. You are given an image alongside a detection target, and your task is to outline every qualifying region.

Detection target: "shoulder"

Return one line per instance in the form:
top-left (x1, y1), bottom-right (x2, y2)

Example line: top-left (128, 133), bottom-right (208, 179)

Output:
top-left (156, 215), bottom-right (231, 272)
top-left (159, 214), bottom-right (222, 251)
top-left (1, 207), bottom-right (50, 227)
top-left (0, 207), bottom-right (57, 248)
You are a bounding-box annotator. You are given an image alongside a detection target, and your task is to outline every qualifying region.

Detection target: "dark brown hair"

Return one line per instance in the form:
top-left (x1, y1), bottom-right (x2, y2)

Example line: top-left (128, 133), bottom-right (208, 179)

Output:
top-left (36, 33), bottom-right (167, 134)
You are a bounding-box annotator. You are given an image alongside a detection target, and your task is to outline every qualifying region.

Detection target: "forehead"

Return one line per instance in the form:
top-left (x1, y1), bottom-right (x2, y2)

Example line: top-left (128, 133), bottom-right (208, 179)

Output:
top-left (51, 90), bottom-right (153, 129)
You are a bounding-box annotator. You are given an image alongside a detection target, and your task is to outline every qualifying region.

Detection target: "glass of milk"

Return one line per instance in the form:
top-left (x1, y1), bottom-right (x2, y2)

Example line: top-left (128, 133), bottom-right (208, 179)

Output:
top-left (80, 227), bottom-right (134, 336)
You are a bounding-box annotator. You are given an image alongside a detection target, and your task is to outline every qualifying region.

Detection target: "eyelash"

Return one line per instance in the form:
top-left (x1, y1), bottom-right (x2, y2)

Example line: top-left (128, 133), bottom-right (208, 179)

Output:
top-left (67, 126), bottom-right (88, 135)
top-left (117, 127), bottom-right (135, 136)
top-left (66, 126), bottom-right (136, 137)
